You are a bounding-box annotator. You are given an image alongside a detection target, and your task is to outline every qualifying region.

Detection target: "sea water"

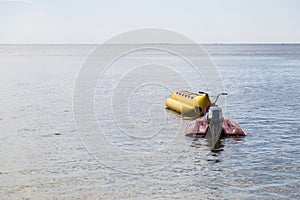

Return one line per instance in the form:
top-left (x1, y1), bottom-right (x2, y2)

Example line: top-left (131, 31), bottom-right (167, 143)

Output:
top-left (0, 44), bottom-right (299, 199)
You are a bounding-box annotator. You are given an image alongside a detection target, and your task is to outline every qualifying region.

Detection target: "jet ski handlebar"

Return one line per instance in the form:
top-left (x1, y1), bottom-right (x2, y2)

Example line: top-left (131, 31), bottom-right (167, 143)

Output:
top-left (213, 92), bottom-right (228, 104)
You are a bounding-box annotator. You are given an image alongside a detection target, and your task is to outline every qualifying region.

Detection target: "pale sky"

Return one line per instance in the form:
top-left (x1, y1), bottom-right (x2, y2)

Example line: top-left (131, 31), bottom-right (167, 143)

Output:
top-left (0, 0), bottom-right (299, 44)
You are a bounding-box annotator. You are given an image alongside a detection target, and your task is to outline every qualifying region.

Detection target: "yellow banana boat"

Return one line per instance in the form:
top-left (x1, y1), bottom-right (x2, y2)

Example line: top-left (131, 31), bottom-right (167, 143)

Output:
top-left (165, 90), bottom-right (211, 117)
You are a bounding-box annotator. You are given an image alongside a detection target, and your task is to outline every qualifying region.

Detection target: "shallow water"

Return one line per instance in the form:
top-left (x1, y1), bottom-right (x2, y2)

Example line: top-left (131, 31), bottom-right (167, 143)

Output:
top-left (0, 44), bottom-right (299, 199)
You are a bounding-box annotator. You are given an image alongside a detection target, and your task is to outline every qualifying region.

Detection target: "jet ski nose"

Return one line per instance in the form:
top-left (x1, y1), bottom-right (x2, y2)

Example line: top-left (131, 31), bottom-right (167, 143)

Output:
top-left (205, 107), bottom-right (224, 148)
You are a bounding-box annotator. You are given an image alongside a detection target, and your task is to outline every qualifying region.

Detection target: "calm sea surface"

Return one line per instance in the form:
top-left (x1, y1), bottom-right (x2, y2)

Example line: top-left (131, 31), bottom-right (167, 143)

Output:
top-left (0, 44), bottom-right (299, 199)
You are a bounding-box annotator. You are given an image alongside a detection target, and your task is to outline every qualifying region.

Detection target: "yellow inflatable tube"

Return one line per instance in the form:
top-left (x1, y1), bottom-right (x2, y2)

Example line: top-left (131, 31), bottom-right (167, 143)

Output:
top-left (166, 90), bottom-right (211, 116)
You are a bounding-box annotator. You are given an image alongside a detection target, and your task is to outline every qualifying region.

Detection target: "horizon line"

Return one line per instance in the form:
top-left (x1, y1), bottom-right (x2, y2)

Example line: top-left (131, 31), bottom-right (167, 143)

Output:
top-left (0, 42), bottom-right (300, 45)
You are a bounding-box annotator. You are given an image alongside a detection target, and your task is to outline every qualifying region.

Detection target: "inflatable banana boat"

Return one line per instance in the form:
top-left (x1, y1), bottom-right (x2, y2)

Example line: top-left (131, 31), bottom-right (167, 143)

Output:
top-left (165, 90), bottom-right (211, 117)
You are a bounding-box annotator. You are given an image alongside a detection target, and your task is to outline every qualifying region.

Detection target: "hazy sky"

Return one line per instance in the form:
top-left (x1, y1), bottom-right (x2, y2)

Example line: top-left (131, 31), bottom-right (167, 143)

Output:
top-left (1, 0), bottom-right (299, 44)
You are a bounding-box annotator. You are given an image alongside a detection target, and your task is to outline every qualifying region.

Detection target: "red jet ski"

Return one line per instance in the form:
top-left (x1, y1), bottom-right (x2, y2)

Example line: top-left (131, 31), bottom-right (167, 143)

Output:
top-left (184, 92), bottom-right (247, 137)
